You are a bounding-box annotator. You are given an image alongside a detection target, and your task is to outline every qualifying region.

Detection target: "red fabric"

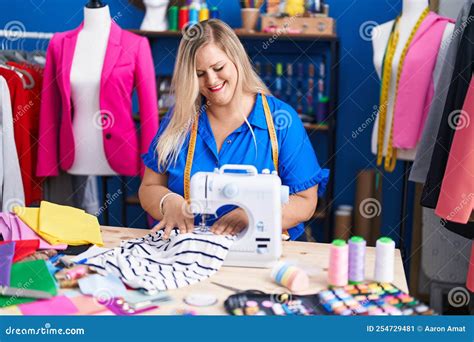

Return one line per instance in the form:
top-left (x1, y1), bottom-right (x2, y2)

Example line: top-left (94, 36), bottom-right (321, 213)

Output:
top-left (467, 242), bottom-right (474, 292)
top-left (0, 64), bottom-right (44, 205)
top-left (0, 239), bottom-right (39, 262)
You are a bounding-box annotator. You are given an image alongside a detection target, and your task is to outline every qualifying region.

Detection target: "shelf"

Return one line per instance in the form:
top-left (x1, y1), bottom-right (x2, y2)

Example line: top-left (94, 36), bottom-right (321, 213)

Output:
top-left (129, 29), bottom-right (338, 42)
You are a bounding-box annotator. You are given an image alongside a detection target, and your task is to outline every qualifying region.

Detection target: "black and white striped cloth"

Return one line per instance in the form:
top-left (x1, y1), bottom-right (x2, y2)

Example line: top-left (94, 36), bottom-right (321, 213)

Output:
top-left (86, 229), bottom-right (235, 293)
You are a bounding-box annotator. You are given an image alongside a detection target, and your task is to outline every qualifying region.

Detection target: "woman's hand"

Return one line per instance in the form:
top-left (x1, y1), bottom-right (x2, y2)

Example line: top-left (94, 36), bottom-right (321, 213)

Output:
top-left (151, 194), bottom-right (194, 239)
top-left (210, 208), bottom-right (249, 236)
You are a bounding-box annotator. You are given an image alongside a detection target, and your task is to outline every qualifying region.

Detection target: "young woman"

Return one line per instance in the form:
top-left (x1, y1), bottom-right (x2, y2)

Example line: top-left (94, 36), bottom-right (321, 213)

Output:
top-left (139, 19), bottom-right (329, 241)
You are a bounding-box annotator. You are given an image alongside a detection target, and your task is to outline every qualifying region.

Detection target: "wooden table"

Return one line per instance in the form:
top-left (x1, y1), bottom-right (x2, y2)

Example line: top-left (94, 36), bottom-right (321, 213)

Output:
top-left (98, 226), bottom-right (408, 315)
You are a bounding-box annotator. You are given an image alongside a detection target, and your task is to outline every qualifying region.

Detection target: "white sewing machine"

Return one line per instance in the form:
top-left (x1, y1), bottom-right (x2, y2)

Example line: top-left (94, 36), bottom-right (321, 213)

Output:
top-left (190, 164), bottom-right (289, 268)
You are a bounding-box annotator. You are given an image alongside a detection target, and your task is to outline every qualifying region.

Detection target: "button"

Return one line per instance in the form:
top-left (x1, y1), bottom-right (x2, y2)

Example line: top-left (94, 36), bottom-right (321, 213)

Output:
top-left (256, 221), bottom-right (264, 232)
top-left (226, 140), bottom-right (232, 144)
top-left (257, 247), bottom-right (268, 254)
top-left (105, 133), bottom-right (112, 139)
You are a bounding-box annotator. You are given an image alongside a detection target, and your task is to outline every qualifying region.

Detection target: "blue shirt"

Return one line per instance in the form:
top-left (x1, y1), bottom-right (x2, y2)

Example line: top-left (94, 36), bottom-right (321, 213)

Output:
top-left (142, 94), bottom-right (329, 240)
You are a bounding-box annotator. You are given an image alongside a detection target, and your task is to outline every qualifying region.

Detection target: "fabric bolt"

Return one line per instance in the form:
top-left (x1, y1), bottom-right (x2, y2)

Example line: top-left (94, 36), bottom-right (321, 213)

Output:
top-left (0, 239), bottom-right (39, 262)
top-left (0, 76), bottom-right (24, 212)
top-left (0, 212), bottom-right (67, 250)
top-left (434, 78), bottom-right (474, 223)
top-left (87, 229), bottom-right (235, 293)
top-left (392, 12), bottom-right (454, 149)
top-left (0, 242), bottom-right (15, 286)
top-left (410, 0), bottom-right (474, 183)
top-left (142, 94), bottom-right (329, 240)
top-left (421, 4), bottom-right (474, 209)
top-left (13, 201), bottom-right (103, 246)
top-left (37, 21), bottom-right (158, 177)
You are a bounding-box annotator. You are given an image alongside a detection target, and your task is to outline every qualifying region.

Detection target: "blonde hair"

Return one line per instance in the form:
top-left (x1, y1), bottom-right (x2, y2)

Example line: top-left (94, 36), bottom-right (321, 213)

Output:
top-left (156, 19), bottom-right (270, 171)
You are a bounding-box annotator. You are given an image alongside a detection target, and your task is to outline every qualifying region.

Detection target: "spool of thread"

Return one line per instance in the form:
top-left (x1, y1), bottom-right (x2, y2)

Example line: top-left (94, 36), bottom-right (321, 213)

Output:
top-left (210, 6), bottom-right (219, 19)
top-left (189, 6), bottom-right (198, 25)
top-left (348, 236), bottom-right (366, 284)
top-left (328, 239), bottom-right (348, 287)
top-left (199, 4), bottom-right (209, 21)
top-left (374, 237), bottom-right (395, 283)
top-left (65, 265), bottom-right (88, 280)
top-left (271, 262), bottom-right (309, 292)
top-left (178, 6), bottom-right (189, 30)
top-left (168, 6), bottom-right (179, 31)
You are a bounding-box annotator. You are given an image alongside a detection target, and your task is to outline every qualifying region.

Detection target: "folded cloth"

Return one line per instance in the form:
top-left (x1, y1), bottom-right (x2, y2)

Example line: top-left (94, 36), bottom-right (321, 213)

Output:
top-left (0, 213), bottom-right (67, 250)
top-left (87, 229), bottom-right (234, 293)
top-left (0, 239), bottom-right (39, 262)
top-left (0, 242), bottom-right (15, 286)
top-left (13, 201), bottom-right (103, 246)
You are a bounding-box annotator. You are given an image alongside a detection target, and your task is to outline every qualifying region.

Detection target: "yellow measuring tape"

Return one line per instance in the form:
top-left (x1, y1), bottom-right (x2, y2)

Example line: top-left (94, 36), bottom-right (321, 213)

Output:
top-left (377, 7), bottom-right (429, 172)
top-left (183, 94), bottom-right (289, 239)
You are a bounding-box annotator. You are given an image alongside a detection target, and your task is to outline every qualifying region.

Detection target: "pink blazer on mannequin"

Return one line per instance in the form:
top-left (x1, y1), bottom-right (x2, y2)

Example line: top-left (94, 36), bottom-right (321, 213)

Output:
top-left (37, 21), bottom-right (159, 177)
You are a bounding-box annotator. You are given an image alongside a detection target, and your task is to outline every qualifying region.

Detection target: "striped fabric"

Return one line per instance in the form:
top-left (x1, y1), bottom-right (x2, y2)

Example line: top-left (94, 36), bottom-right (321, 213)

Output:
top-left (87, 229), bottom-right (235, 293)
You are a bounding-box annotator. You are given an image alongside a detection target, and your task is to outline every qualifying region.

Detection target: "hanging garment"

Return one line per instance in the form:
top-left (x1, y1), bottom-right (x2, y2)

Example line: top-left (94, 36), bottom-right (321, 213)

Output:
top-left (37, 21), bottom-right (158, 178)
top-left (372, 10), bottom-right (454, 170)
top-left (421, 5), bottom-right (474, 209)
top-left (0, 66), bottom-right (42, 205)
top-left (0, 212), bottom-right (67, 250)
top-left (0, 76), bottom-right (24, 212)
top-left (434, 78), bottom-right (474, 223)
top-left (87, 229), bottom-right (235, 293)
top-left (409, 0), bottom-right (474, 184)
top-left (391, 13), bottom-right (454, 149)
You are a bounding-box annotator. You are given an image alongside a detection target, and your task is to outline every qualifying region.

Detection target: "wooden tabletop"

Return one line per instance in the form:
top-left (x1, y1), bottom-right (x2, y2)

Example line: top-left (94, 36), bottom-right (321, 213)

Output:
top-left (98, 226), bottom-right (408, 315)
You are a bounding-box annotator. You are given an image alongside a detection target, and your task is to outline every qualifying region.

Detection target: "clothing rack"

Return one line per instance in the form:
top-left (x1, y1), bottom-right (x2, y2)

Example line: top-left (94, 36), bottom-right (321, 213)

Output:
top-left (0, 30), bottom-right (53, 39)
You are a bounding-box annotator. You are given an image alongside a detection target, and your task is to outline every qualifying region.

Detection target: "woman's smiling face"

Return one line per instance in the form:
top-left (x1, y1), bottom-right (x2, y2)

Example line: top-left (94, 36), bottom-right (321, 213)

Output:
top-left (195, 43), bottom-right (238, 106)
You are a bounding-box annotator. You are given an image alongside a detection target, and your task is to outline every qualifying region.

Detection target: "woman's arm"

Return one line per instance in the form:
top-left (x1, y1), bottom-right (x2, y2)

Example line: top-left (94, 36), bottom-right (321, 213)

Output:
top-left (282, 185), bottom-right (318, 230)
top-left (138, 167), bottom-right (194, 238)
top-left (138, 167), bottom-right (170, 221)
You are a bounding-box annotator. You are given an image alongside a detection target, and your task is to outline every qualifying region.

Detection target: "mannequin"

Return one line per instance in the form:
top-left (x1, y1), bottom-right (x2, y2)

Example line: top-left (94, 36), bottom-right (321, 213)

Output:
top-left (141, 0), bottom-right (170, 31)
top-left (371, 0), bottom-right (455, 162)
top-left (68, 3), bottom-right (117, 175)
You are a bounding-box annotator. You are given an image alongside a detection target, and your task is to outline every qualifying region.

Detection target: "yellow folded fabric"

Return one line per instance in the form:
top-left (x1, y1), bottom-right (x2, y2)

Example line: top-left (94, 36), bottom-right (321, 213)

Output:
top-left (14, 201), bottom-right (103, 246)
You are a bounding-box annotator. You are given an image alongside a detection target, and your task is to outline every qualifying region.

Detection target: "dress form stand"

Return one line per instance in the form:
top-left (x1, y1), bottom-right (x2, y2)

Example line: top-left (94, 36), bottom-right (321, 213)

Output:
top-left (141, 0), bottom-right (170, 31)
top-left (69, 2), bottom-right (115, 224)
top-left (371, 0), bottom-right (455, 266)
